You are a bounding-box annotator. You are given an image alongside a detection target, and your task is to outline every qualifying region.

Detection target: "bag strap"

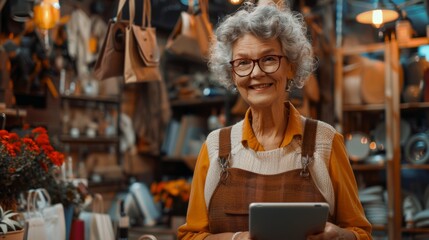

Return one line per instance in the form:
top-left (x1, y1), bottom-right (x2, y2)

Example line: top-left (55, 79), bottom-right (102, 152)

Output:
top-left (129, 0), bottom-right (151, 27)
top-left (187, 0), bottom-right (194, 14)
top-left (91, 193), bottom-right (104, 213)
top-left (199, 0), bottom-right (209, 17)
top-left (300, 118), bottom-right (318, 177)
top-left (116, 0), bottom-right (127, 20)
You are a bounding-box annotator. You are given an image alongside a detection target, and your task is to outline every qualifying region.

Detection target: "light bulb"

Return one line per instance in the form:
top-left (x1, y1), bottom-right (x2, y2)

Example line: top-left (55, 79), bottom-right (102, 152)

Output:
top-left (33, 0), bottom-right (61, 30)
top-left (229, 0), bottom-right (244, 5)
top-left (372, 9), bottom-right (383, 28)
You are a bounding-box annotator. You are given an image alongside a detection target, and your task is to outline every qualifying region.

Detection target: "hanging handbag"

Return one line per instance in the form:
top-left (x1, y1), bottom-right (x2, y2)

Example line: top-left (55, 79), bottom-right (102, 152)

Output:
top-left (93, 0), bottom-right (128, 80)
top-left (166, 0), bottom-right (213, 61)
top-left (124, 0), bottom-right (161, 84)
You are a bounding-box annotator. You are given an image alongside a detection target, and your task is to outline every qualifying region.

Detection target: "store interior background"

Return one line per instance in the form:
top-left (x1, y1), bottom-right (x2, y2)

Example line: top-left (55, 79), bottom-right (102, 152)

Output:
top-left (1, 0), bottom-right (429, 239)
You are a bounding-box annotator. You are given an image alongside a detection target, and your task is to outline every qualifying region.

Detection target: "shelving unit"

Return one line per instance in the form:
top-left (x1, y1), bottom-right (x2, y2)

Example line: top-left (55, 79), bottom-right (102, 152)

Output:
top-left (59, 93), bottom-right (123, 186)
top-left (335, 37), bottom-right (429, 240)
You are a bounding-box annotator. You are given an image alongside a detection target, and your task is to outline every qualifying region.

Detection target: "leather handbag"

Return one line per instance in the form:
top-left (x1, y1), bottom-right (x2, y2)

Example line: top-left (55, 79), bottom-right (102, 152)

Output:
top-left (124, 0), bottom-right (161, 84)
top-left (93, 0), bottom-right (129, 80)
top-left (166, 0), bottom-right (213, 61)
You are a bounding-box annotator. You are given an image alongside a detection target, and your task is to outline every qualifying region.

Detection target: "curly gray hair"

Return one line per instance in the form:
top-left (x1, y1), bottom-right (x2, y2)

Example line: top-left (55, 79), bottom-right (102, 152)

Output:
top-left (208, 2), bottom-right (316, 89)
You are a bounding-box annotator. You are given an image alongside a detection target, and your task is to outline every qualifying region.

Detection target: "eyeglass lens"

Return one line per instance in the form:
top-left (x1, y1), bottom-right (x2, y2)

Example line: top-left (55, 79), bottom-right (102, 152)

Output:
top-left (231, 55), bottom-right (282, 77)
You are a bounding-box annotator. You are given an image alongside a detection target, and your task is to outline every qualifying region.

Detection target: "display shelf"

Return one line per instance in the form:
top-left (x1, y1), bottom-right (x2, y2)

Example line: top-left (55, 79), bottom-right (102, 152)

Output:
top-left (1, 107), bottom-right (28, 117)
top-left (351, 164), bottom-right (386, 171)
top-left (401, 164), bottom-right (429, 170)
top-left (60, 94), bottom-right (120, 104)
top-left (336, 36), bottom-right (429, 240)
top-left (401, 227), bottom-right (429, 233)
top-left (400, 102), bottom-right (429, 110)
top-left (398, 37), bottom-right (429, 49)
top-left (343, 104), bottom-right (385, 112)
top-left (59, 135), bottom-right (119, 144)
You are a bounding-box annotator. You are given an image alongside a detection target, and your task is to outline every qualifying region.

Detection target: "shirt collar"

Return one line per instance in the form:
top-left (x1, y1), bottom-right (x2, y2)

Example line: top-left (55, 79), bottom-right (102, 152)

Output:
top-left (241, 101), bottom-right (303, 151)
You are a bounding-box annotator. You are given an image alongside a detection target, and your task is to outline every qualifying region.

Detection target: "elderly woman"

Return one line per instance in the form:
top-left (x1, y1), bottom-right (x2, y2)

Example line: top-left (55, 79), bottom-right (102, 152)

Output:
top-left (177, 1), bottom-right (371, 240)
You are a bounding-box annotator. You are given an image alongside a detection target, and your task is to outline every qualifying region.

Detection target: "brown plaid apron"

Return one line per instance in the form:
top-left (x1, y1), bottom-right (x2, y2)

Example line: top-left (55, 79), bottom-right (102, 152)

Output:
top-left (208, 119), bottom-right (330, 233)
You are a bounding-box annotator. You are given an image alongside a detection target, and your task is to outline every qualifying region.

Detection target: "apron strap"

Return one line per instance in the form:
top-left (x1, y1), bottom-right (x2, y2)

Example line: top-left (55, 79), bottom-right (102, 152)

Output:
top-left (300, 118), bottom-right (318, 177)
top-left (302, 118), bottom-right (318, 158)
top-left (218, 126), bottom-right (232, 160)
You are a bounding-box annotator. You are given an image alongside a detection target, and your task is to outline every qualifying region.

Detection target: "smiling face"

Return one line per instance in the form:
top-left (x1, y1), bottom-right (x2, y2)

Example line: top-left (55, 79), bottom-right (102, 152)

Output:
top-left (231, 33), bottom-right (294, 110)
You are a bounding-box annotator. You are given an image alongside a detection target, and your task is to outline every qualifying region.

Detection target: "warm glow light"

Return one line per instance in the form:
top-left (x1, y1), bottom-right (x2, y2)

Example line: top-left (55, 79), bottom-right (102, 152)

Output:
top-left (372, 9), bottom-right (383, 27)
top-left (33, 0), bottom-right (61, 30)
top-left (356, 8), bottom-right (399, 28)
top-left (229, 0), bottom-right (244, 5)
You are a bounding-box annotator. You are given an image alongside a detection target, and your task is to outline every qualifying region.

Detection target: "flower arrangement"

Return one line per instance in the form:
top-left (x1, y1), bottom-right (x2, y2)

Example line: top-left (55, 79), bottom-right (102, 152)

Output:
top-left (151, 178), bottom-right (191, 215)
top-left (0, 127), bottom-right (65, 209)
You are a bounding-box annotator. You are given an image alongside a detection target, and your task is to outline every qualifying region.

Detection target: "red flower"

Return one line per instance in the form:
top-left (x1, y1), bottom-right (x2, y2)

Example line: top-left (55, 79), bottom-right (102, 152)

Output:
top-left (22, 138), bottom-right (40, 154)
top-left (1, 127), bottom-right (65, 197)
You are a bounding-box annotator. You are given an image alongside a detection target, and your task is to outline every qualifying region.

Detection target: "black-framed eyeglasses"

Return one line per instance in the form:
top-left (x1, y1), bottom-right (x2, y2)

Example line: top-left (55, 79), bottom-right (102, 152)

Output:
top-left (229, 55), bottom-right (286, 77)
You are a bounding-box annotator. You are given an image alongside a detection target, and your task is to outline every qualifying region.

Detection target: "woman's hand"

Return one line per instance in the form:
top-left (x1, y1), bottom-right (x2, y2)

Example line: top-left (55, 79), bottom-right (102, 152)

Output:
top-left (307, 222), bottom-right (357, 240)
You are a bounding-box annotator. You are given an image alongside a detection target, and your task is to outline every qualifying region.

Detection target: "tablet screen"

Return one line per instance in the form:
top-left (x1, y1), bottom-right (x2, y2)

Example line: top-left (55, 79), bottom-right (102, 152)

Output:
top-left (249, 202), bottom-right (329, 240)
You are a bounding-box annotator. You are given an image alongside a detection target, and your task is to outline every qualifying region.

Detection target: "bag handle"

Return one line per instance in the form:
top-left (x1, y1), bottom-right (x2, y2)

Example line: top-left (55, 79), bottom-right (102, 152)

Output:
top-left (26, 189), bottom-right (36, 213)
top-left (35, 188), bottom-right (52, 207)
top-left (91, 193), bottom-right (104, 213)
top-left (116, 0), bottom-right (127, 21)
top-left (129, 0), bottom-right (151, 27)
top-left (199, 0), bottom-right (209, 17)
top-left (187, 0), bottom-right (194, 13)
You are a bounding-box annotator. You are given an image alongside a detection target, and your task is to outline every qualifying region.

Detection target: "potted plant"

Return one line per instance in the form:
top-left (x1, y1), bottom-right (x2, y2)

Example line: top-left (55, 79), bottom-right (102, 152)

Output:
top-left (0, 127), bottom-right (65, 211)
top-left (0, 206), bottom-right (24, 240)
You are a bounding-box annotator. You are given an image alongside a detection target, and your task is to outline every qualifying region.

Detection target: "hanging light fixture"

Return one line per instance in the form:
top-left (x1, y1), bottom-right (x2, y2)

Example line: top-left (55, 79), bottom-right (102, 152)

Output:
top-left (355, 0), bottom-right (399, 28)
top-left (33, 0), bottom-right (61, 30)
top-left (229, 0), bottom-right (244, 5)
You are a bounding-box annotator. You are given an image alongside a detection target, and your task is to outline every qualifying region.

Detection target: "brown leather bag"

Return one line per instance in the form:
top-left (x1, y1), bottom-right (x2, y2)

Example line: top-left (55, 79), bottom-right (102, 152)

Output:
top-left (166, 0), bottom-right (213, 61)
top-left (124, 0), bottom-right (161, 84)
top-left (93, 0), bottom-right (128, 81)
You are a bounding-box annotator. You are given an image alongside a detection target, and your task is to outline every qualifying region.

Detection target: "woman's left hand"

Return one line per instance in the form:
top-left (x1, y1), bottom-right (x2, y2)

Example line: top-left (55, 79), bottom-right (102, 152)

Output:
top-left (307, 222), bottom-right (357, 240)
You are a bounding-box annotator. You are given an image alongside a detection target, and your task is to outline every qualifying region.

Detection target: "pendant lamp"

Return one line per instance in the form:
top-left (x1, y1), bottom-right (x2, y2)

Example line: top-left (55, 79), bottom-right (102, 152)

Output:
top-left (355, 0), bottom-right (399, 28)
top-left (33, 0), bottom-right (61, 30)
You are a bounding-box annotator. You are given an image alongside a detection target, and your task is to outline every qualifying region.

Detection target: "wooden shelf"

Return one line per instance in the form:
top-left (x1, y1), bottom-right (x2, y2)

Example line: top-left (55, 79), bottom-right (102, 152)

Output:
top-left (343, 104), bottom-right (385, 112)
top-left (60, 94), bottom-right (120, 104)
top-left (372, 224), bottom-right (387, 231)
top-left (60, 135), bottom-right (119, 144)
top-left (321, 101), bottom-right (429, 112)
top-left (401, 227), bottom-right (429, 233)
top-left (342, 42), bottom-right (386, 56)
top-left (340, 37), bottom-right (428, 56)
top-left (398, 37), bottom-right (429, 49)
top-left (351, 163), bottom-right (386, 171)
top-left (401, 164), bottom-right (429, 170)
top-left (0, 107), bottom-right (27, 117)
top-left (400, 102), bottom-right (429, 110)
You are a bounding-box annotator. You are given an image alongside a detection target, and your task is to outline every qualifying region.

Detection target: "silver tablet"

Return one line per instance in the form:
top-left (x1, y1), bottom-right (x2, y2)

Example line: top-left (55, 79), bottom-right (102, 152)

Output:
top-left (249, 202), bottom-right (329, 240)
